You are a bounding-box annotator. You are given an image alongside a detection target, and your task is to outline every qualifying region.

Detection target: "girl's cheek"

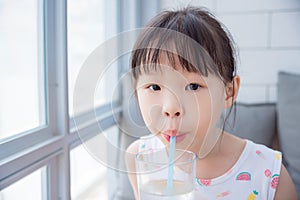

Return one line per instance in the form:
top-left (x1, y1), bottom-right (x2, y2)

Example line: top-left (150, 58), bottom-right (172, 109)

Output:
top-left (138, 95), bottom-right (162, 128)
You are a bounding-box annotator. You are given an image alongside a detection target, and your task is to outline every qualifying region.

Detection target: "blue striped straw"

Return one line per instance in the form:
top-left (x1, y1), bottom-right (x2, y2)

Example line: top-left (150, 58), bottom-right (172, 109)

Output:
top-left (167, 135), bottom-right (176, 192)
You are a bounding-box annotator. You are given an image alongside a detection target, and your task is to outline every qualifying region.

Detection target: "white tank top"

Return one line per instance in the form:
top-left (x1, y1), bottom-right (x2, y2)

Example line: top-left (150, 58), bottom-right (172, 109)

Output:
top-left (138, 135), bottom-right (282, 200)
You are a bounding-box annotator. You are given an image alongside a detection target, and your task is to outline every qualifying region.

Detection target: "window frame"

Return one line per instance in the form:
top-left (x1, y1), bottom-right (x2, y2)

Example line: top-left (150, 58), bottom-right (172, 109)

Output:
top-left (0, 0), bottom-right (122, 199)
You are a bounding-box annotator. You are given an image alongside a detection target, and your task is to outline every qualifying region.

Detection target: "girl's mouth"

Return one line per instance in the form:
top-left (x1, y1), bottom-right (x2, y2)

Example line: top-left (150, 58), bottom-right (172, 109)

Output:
top-left (163, 133), bottom-right (186, 143)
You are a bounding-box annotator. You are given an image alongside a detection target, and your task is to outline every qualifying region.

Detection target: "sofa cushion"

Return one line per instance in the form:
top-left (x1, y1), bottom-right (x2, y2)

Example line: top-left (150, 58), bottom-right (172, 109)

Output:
top-left (277, 71), bottom-right (300, 195)
top-left (223, 103), bottom-right (276, 147)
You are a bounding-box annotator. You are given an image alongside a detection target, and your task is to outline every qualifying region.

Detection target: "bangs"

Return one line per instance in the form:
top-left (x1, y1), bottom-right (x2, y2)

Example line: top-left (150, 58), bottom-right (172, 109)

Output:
top-left (131, 27), bottom-right (219, 80)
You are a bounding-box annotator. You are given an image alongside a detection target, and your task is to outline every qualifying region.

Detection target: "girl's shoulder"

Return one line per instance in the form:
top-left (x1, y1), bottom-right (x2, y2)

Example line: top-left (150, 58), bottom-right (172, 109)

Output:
top-left (229, 138), bottom-right (282, 178)
top-left (244, 139), bottom-right (282, 164)
top-left (232, 139), bottom-right (282, 199)
top-left (223, 133), bottom-right (282, 168)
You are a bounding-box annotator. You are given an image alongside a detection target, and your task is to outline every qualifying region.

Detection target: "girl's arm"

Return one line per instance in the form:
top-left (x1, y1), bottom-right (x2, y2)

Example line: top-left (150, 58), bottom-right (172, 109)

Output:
top-left (125, 140), bottom-right (140, 200)
top-left (274, 164), bottom-right (297, 200)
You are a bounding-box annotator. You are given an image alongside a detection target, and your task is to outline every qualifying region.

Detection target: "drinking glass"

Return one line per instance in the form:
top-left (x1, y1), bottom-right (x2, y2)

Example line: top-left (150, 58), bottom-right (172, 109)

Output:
top-left (136, 148), bottom-right (197, 200)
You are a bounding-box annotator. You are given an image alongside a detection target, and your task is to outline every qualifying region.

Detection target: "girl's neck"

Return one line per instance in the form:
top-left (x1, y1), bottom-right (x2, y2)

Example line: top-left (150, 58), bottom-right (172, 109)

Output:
top-left (195, 132), bottom-right (246, 179)
top-left (194, 128), bottom-right (224, 159)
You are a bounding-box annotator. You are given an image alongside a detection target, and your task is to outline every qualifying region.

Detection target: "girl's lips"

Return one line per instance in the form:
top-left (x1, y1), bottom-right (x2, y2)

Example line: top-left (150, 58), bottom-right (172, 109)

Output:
top-left (163, 133), bottom-right (186, 143)
top-left (164, 130), bottom-right (177, 136)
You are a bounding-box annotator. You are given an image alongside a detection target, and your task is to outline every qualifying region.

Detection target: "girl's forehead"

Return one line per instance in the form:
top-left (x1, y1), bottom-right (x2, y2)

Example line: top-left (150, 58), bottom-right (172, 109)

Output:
top-left (135, 50), bottom-right (224, 87)
top-left (141, 52), bottom-right (193, 74)
top-left (140, 53), bottom-right (203, 77)
top-left (138, 64), bottom-right (223, 88)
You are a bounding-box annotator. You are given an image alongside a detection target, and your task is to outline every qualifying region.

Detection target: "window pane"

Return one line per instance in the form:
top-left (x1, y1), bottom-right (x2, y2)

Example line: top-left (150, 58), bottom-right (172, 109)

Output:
top-left (0, 167), bottom-right (45, 200)
top-left (0, 0), bottom-right (46, 140)
top-left (70, 135), bottom-right (108, 200)
top-left (68, 0), bottom-right (118, 116)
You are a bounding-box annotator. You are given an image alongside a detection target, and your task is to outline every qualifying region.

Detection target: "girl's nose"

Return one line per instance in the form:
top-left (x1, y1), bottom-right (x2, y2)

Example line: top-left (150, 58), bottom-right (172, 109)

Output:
top-left (163, 108), bottom-right (181, 117)
top-left (162, 93), bottom-right (183, 118)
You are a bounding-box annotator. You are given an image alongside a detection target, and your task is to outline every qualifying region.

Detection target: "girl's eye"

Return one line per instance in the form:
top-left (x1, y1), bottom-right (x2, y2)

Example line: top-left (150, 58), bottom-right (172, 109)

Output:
top-left (148, 84), bottom-right (161, 91)
top-left (185, 83), bottom-right (201, 91)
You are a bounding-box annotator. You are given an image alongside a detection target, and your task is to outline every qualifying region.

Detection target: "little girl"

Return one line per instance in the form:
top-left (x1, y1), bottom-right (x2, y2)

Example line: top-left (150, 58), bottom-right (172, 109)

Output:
top-left (126, 7), bottom-right (297, 199)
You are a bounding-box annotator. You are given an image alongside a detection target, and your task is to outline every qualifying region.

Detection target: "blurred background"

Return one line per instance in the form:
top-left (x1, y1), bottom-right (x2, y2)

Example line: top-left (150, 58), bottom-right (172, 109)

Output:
top-left (0, 0), bottom-right (299, 199)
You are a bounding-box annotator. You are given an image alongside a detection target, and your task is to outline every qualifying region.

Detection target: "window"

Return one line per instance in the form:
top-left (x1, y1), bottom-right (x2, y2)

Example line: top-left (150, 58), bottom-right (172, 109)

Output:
top-left (0, 0), bottom-right (46, 141)
top-left (0, 0), bottom-right (121, 199)
top-left (0, 167), bottom-right (46, 200)
top-left (70, 133), bottom-right (109, 200)
top-left (67, 0), bottom-right (110, 116)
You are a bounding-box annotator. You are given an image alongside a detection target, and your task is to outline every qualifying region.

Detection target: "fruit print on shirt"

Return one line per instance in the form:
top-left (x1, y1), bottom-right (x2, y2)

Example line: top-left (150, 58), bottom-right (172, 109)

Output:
top-left (264, 169), bottom-right (280, 189)
top-left (271, 174), bottom-right (279, 189)
top-left (255, 150), bottom-right (266, 160)
top-left (264, 169), bottom-right (272, 178)
top-left (216, 191), bottom-right (230, 198)
top-left (196, 178), bottom-right (212, 186)
top-left (236, 172), bottom-right (251, 181)
top-left (247, 190), bottom-right (258, 200)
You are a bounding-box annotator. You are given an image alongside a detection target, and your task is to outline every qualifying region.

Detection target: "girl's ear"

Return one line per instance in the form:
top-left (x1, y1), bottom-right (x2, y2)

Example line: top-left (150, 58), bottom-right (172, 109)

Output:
top-left (224, 76), bottom-right (240, 108)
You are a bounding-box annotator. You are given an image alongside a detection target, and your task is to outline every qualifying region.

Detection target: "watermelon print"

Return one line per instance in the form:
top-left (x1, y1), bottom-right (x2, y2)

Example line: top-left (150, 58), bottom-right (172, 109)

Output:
top-left (196, 178), bottom-right (211, 186)
top-left (236, 172), bottom-right (251, 181)
top-left (271, 174), bottom-right (280, 189)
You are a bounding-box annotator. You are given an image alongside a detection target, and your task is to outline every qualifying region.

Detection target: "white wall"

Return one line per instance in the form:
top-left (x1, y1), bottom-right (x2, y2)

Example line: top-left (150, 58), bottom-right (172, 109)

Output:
top-left (160, 0), bottom-right (300, 103)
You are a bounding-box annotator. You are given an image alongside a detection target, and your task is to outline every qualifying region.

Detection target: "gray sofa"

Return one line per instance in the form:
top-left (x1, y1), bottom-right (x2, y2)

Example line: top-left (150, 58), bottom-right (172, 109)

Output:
top-left (115, 71), bottom-right (300, 199)
top-left (225, 71), bottom-right (300, 198)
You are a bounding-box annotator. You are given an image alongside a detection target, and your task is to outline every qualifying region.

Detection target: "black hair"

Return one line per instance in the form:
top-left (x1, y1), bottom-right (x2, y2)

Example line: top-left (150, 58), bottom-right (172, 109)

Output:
top-left (131, 7), bottom-right (237, 84)
top-left (130, 6), bottom-right (238, 129)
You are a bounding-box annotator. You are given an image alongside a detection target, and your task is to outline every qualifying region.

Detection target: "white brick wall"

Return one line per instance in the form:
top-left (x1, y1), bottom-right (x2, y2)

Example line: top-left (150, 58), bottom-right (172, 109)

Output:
top-left (271, 11), bottom-right (300, 47)
top-left (160, 0), bottom-right (300, 103)
top-left (216, 0), bottom-right (300, 12)
top-left (219, 13), bottom-right (270, 48)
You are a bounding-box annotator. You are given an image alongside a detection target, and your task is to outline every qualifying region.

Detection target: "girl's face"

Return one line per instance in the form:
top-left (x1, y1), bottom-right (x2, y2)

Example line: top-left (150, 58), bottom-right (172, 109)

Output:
top-left (135, 55), bottom-right (226, 153)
